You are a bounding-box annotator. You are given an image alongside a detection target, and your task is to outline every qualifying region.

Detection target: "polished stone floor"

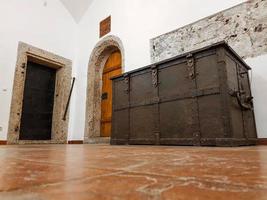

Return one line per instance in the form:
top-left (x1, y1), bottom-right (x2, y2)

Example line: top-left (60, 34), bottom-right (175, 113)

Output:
top-left (0, 145), bottom-right (266, 200)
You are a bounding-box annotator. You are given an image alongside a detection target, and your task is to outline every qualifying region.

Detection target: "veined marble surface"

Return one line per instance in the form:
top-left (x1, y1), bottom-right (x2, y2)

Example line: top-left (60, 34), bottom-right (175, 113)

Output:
top-left (0, 144), bottom-right (266, 199)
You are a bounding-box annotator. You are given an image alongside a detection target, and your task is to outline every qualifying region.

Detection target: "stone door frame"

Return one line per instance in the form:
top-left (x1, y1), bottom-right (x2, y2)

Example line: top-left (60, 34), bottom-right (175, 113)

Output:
top-left (7, 42), bottom-right (72, 144)
top-left (84, 35), bottom-right (125, 144)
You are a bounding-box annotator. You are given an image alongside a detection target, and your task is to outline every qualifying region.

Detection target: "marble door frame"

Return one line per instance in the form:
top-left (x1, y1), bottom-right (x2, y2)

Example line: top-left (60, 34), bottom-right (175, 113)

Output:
top-left (7, 42), bottom-right (72, 144)
top-left (84, 35), bottom-right (125, 144)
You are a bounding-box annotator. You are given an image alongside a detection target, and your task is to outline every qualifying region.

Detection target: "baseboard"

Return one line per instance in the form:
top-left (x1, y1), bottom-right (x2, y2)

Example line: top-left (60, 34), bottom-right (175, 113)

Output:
top-left (84, 137), bottom-right (110, 144)
top-left (0, 140), bottom-right (7, 145)
top-left (2, 139), bottom-right (265, 146)
top-left (257, 138), bottom-right (267, 145)
top-left (68, 140), bottom-right (83, 144)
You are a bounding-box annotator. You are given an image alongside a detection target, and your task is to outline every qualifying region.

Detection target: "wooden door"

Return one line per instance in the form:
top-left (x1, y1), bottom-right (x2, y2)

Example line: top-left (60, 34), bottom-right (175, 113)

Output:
top-left (101, 51), bottom-right (122, 137)
top-left (20, 62), bottom-right (56, 140)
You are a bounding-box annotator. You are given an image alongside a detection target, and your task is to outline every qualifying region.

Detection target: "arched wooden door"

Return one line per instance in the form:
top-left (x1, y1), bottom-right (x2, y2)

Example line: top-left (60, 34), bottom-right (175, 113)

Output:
top-left (101, 51), bottom-right (122, 137)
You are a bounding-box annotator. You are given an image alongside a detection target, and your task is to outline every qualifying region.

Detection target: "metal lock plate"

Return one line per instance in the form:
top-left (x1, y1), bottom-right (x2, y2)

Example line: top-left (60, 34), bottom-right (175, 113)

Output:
top-left (101, 92), bottom-right (108, 100)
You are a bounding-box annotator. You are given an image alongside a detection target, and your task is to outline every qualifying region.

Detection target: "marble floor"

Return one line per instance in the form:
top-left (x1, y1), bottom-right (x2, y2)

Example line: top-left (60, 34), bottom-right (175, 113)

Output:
top-left (0, 145), bottom-right (266, 200)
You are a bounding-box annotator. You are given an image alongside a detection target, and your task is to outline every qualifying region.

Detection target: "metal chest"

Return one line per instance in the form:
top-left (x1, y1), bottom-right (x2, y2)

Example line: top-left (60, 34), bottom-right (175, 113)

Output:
top-left (111, 42), bottom-right (257, 146)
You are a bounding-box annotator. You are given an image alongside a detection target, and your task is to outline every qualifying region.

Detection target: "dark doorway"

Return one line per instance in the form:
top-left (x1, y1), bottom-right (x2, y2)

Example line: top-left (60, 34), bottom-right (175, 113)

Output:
top-left (19, 61), bottom-right (56, 140)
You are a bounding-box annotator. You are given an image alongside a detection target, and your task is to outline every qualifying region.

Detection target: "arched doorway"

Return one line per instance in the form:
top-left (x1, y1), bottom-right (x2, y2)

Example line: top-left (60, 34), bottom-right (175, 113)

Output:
top-left (84, 35), bottom-right (125, 143)
top-left (101, 51), bottom-right (122, 137)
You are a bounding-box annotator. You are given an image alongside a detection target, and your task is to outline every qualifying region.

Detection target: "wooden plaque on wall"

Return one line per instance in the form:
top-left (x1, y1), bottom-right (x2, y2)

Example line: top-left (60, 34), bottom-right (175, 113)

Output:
top-left (100, 16), bottom-right (111, 38)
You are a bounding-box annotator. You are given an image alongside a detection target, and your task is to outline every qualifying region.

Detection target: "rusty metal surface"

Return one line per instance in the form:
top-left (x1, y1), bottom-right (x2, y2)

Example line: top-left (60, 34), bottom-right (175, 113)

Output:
top-left (111, 42), bottom-right (258, 146)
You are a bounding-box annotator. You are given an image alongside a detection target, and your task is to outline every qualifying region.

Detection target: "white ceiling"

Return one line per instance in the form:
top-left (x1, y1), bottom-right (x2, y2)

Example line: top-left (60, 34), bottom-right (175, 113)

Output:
top-left (60, 0), bottom-right (94, 23)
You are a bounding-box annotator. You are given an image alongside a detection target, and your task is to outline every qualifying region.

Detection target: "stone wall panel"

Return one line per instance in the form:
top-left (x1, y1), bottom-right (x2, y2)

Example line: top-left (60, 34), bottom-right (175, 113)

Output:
top-left (151, 0), bottom-right (267, 63)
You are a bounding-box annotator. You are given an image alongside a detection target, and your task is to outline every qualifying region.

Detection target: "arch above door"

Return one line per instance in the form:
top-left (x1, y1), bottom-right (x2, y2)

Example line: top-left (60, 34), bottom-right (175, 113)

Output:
top-left (84, 35), bottom-right (125, 144)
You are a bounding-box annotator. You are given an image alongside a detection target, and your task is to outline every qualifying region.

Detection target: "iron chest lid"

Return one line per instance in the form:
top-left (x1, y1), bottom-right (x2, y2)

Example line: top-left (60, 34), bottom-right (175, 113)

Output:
top-left (111, 41), bottom-right (251, 80)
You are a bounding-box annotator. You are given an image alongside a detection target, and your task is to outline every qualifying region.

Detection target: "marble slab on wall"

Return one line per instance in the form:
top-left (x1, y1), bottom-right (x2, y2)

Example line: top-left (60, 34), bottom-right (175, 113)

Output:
top-left (150, 0), bottom-right (267, 63)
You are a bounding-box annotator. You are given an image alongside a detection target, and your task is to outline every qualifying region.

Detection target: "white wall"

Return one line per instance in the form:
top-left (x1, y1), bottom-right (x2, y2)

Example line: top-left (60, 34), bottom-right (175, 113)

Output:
top-left (246, 55), bottom-right (267, 139)
top-left (0, 0), bottom-right (77, 140)
top-left (72, 0), bottom-right (246, 139)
